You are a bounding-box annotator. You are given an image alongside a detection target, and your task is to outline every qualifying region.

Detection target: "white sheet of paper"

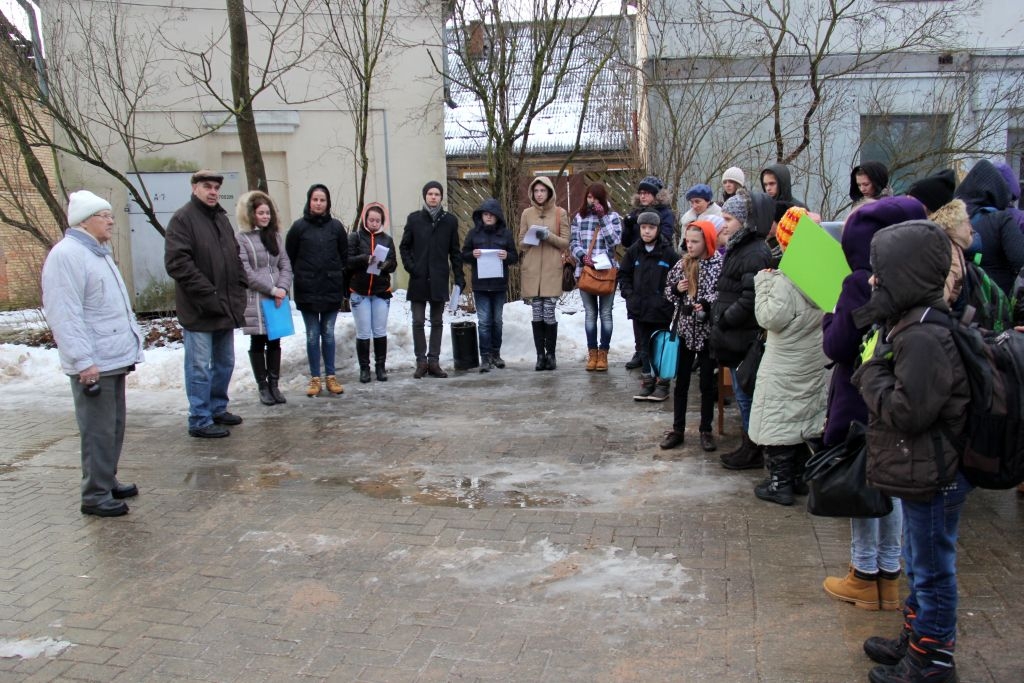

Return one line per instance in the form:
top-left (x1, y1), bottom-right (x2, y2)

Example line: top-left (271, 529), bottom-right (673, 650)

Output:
top-left (477, 249), bottom-right (503, 279)
top-left (448, 284), bottom-right (462, 313)
top-left (523, 225), bottom-right (543, 246)
top-left (593, 252), bottom-right (612, 270)
top-left (366, 244), bottom-right (390, 275)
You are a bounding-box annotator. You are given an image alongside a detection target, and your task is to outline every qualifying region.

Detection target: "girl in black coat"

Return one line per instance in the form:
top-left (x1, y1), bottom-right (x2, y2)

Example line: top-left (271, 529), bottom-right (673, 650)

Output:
top-left (285, 184), bottom-right (348, 396)
top-left (347, 202), bottom-right (398, 383)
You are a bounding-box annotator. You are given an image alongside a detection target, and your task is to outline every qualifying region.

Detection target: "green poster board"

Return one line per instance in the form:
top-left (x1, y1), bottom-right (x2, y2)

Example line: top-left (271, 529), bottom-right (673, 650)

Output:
top-left (778, 215), bottom-right (851, 312)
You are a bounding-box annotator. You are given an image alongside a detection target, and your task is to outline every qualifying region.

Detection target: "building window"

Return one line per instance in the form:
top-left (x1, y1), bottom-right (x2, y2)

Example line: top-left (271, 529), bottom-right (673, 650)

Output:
top-left (860, 114), bottom-right (950, 194)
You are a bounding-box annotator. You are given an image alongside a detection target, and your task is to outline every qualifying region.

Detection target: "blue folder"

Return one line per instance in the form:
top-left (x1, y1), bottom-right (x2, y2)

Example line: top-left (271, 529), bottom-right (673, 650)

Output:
top-left (261, 295), bottom-right (295, 341)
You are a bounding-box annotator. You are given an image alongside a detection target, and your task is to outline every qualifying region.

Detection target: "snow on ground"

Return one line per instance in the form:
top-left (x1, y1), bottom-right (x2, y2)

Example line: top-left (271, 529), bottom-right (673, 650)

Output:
top-left (0, 637), bottom-right (73, 659)
top-left (0, 289), bottom-right (638, 400)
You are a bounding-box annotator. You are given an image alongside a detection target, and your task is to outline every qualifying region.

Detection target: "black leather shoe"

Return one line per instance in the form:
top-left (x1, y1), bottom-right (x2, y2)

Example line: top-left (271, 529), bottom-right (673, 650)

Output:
top-left (699, 432), bottom-right (717, 452)
top-left (112, 483), bottom-right (138, 499)
top-left (81, 502), bottom-right (129, 517)
top-left (212, 412), bottom-right (243, 425)
top-left (659, 430), bottom-right (684, 449)
top-left (625, 352), bottom-right (642, 370)
top-left (189, 424), bottom-right (230, 438)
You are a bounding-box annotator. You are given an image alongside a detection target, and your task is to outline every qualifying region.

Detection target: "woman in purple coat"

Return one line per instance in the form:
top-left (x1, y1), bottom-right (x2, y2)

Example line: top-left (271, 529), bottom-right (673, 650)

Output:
top-left (820, 197), bottom-right (927, 612)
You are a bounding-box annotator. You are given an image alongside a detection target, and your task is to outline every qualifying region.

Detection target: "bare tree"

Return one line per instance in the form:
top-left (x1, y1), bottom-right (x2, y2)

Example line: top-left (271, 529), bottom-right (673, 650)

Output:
top-left (320, 0), bottom-right (397, 227)
top-left (437, 0), bottom-right (627, 218)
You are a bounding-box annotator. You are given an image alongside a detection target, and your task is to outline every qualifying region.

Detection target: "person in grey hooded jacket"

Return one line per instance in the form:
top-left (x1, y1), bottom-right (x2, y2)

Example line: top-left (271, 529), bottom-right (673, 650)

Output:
top-left (42, 191), bottom-right (145, 517)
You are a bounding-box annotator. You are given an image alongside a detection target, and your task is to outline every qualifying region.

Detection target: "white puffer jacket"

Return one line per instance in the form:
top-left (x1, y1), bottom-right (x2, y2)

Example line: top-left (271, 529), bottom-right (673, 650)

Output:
top-left (42, 229), bottom-right (144, 375)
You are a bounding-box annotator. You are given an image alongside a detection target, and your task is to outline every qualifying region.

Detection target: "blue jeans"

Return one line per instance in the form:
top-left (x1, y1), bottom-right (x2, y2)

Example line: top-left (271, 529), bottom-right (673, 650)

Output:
top-left (183, 329), bottom-right (235, 430)
top-left (729, 367), bottom-right (753, 432)
top-left (301, 310), bottom-right (338, 376)
top-left (350, 293), bottom-right (390, 340)
top-left (580, 290), bottom-right (614, 349)
top-left (851, 498), bottom-right (903, 574)
top-left (475, 290), bottom-right (506, 357)
top-left (902, 471), bottom-right (972, 642)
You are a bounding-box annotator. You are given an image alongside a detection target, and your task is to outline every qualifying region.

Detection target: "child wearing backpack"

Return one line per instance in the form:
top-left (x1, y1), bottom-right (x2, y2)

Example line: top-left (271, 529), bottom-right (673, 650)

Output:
top-left (851, 220), bottom-right (971, 683)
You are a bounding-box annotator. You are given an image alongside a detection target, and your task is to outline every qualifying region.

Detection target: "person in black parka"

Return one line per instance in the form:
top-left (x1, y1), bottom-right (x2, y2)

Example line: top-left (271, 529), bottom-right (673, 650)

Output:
top-left (618, 211), bottom-right (679, 402)
top-left (400, 181), bottom-right (465, 378)
top-left (710, 190), bottom-right (774, 470)
top-left (461, 197), bottom-right (519, 372)
top-left (954, 158), bottom-right (1024, 295)
top-left (347, 202), bottom-right (398, 383)
top-left (285, 184), bottom-right (348, 397)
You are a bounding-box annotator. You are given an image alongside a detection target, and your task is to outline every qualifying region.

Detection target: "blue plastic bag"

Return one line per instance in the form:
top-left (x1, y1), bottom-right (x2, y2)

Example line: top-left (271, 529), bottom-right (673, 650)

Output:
top-left (650, 329), bottom-right (679, 379)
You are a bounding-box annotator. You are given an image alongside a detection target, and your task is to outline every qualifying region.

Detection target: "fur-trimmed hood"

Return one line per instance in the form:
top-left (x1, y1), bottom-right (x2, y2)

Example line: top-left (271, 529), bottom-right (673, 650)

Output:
top-left (236, 190), bottom-right (279, 233)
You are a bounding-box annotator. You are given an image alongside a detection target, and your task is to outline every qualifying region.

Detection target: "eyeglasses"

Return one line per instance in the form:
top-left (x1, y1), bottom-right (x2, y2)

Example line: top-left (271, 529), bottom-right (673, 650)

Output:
top-left (92, 212), bottom-right (115, 220)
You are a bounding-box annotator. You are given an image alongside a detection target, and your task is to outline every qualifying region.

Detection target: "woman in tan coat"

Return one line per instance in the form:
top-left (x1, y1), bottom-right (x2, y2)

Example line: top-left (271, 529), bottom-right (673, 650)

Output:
top-left (518, 176), bottom-right (570, 370)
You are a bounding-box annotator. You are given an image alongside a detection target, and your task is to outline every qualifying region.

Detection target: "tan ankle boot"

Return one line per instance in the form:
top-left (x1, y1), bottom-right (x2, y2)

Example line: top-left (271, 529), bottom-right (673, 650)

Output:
top-left (325, 375), bottom-right (344, 394)
top-left (823, 566), bottom-right (880, 610)
top-left (595, 349), bottom-right (608, 371)
top-left (878, 573), bottom-right (902, 611)
top-left (586, 349), bottom-right (598, 371)
top-left (306, 376), bottom-right (322, 397)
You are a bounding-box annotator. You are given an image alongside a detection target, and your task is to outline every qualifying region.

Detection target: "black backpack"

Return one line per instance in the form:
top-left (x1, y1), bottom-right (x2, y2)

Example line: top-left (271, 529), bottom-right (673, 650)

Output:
top-left (905, 308), bottom-right (1024, 489)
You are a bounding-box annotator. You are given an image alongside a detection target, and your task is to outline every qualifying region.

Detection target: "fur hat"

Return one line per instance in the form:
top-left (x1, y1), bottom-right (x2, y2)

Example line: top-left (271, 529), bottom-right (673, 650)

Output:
top-left (721, 194), bottom-right (748, 226)
top-left (722, 167), bottom-right (745, 187)
top-left (906, 170), bottom-right (956, 213)
top-left (422, 180), bottom-right (444, 200)
top-left (685, 184), bottom-right (714, 202)
top-left (928, 199), bottom-right (972, 249)
top-left (67, 190), bottom-right (112, 227)
top-left (775, 206), bottom-right (808, 251)
top-left (638, 176), bottom-right (664, 195)
top-left (637, 211), bottom-right (661, 227)
top-left (191, 169), bottom-right (224, 185)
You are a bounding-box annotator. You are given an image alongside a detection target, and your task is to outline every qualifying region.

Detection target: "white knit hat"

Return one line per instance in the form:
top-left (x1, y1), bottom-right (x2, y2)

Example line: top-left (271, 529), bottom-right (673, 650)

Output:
top-left (67, 191), bottom-right (112, 227)
top-left (722, 167), bottom-right (746, 187)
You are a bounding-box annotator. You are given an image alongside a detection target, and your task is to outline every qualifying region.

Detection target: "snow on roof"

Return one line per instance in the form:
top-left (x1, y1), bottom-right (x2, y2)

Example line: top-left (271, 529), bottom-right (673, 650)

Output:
top-left (444, 16), bottom-right (635, 158)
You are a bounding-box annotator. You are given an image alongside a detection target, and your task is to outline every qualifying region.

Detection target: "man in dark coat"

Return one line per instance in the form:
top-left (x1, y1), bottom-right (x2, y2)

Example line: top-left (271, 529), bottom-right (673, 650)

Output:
top-left (400, 181), bottom-right (465, 378)
top-left (165, 170), bottom-right (247, 438)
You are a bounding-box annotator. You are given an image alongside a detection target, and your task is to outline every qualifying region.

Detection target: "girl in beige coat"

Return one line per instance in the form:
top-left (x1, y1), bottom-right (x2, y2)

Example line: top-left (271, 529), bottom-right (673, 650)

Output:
top-left (519, 176), bottom-right (570, 370)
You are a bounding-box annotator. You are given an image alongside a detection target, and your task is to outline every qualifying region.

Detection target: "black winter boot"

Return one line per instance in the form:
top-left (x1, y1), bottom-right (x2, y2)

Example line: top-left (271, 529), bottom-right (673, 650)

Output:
top-left (633, 374), bottom-right (656, 401)
top-left (754, 445), bottom-right (795, 505)
top-left (649, 379), bottom-right (670, 402)
top-left (720, 432), bottom-right (764, 470)
top-left (865, 608), bottom-right (915, 665)
top-left (265, 346), bottom-right (286, 404)
top-left (249, 351), bottom-right (276, 406)
top-left (356, 338), bottom-right (372, 383)
top-left (373, 336), bottom-right (388, 381)
top-left (532, 321), bottom-right (546, 371)
top-left (793, 441), bottom-right (812, 495)
top-left (544, 322), bottom-right (558, 370)
top-left (868, 632), bottom-right (957, 683)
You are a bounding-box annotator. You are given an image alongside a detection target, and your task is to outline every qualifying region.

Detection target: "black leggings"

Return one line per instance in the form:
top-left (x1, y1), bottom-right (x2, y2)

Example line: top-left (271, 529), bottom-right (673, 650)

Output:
top-left (248, 335), bottom-right (281, 354)
top-left (672, 345), bottom-right (715, 433)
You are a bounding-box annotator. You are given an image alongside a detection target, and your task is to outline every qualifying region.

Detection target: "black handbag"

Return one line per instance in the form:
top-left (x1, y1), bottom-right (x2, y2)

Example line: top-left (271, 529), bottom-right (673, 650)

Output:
top-left (734, 331), bottom-right (765, 395)
top-left (804, 422), bottom-right (893, 518)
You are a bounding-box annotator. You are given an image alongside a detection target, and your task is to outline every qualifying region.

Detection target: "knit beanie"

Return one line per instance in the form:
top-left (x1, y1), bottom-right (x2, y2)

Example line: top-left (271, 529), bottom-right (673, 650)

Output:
top-left (637, 211), bottom-right (660, 227)
top-left (638, 175), bottom-right (664, 195)
top-left (685, 183), bottom-right (714, 202)
top-left (422, 180), bottom-right (444, 200)
top-left (722, 167), bottom-right (745, 187)
top-left (67, 190), bottom-right (112, 227)
top-left (906, 170), bottom-right (956, 213)
top-left (775, 206), bottom-right (808, 252)
top-left (721, 194), bottom-right (748, 225)
top-left (704, 214), bottom-right (725, 234)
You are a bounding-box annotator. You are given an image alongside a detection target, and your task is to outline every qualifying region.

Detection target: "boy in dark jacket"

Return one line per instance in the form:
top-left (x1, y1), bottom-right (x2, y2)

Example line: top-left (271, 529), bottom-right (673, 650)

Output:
top-left (851, 220), bottom-right (971, 683)
top-left (618, 212), bottom-right (679, 401)
top-left (462, 198), bottom-right (518, 371)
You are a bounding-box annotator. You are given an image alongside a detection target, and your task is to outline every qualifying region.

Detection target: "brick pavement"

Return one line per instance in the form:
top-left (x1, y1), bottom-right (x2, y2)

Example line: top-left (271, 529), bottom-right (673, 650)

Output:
top-left (1, 357), bottom-right (1022, 682)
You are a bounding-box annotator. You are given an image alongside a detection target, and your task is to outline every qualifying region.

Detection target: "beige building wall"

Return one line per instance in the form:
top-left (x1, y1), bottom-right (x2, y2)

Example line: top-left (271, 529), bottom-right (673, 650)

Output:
top-left (53, 0), bottom-right (447, 300)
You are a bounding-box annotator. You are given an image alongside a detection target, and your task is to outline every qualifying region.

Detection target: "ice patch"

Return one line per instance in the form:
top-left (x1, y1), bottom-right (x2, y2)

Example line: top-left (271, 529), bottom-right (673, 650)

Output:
top-left (239, 531), bottom-right (350, 555)
top-left (0, 637), bottom-right (73, 659)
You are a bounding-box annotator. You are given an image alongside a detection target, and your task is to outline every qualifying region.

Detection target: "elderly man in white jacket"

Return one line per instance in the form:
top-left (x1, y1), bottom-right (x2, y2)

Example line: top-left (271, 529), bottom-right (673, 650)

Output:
top-left (42, 190), bottom-right (145, 517)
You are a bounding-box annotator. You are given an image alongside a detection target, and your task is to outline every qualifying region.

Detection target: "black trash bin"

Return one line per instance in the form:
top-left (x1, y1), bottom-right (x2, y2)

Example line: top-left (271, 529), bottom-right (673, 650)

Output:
top-left (450, 321), bottom-right (479, 370)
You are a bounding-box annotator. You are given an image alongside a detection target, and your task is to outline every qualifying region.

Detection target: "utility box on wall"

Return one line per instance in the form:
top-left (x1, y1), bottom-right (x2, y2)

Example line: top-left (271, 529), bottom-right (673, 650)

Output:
top-left (127, 172), bottom-right (242, 313)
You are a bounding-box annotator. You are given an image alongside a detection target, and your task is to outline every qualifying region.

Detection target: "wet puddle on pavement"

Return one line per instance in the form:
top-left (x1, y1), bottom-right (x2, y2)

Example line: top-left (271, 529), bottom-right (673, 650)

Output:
top-left (183, 463), bottom-right (301, 491)
top-left (318, 470), bottom-right (591, 509)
